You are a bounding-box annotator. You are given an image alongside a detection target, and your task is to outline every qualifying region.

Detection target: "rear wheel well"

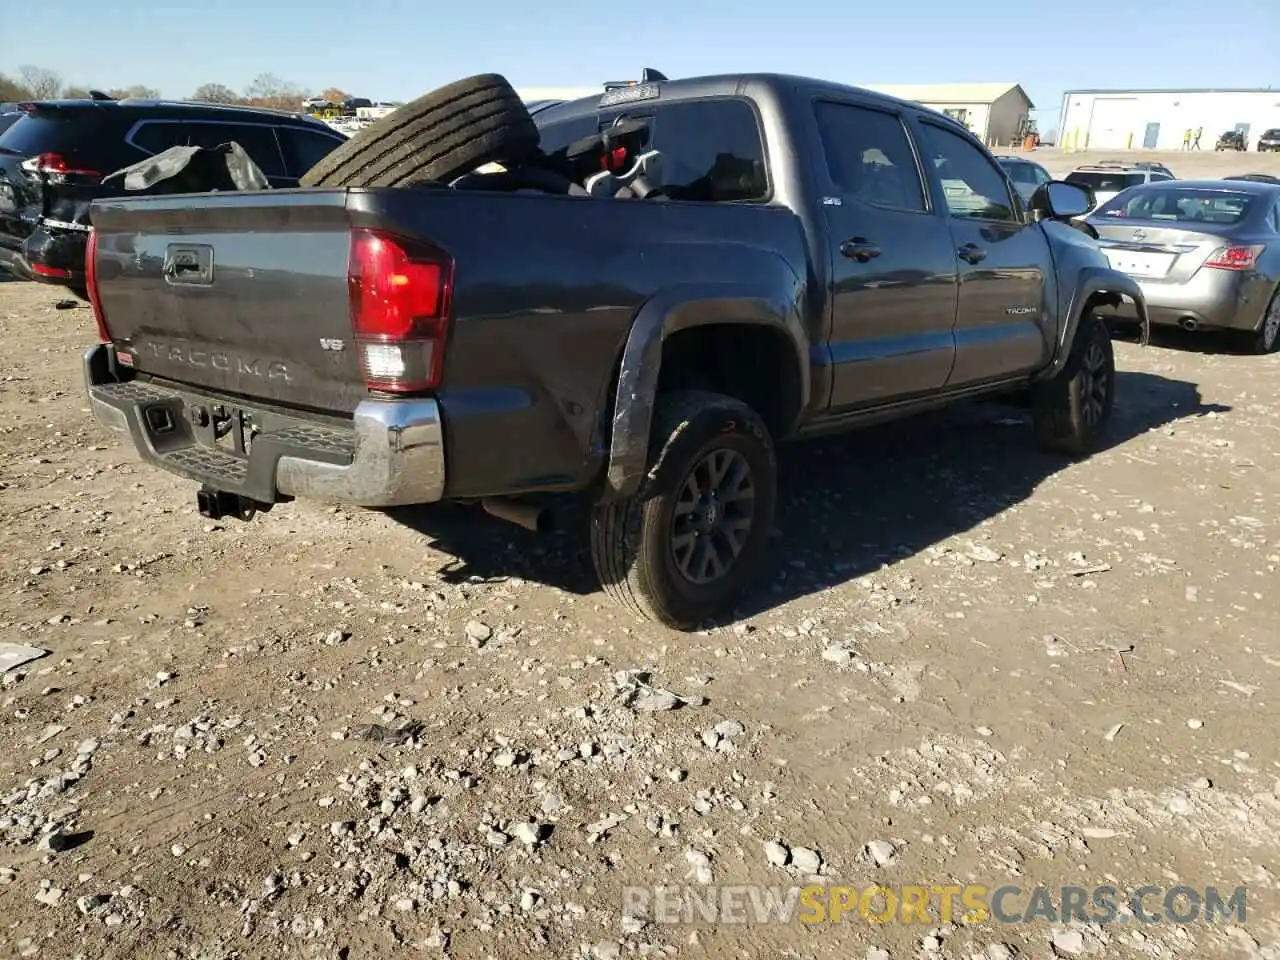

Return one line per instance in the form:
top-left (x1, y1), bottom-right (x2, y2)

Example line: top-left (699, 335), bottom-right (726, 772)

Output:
top-left (656, 324), bottom-right (802, 439)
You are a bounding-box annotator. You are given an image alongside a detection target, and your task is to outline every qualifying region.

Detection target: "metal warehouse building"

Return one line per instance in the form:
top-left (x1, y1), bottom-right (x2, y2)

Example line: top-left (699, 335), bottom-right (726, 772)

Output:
top-left (861, 83), bottom-right (1034, 146)
top-left (518, 82), bottom-right (1035, 147)
top-left (1059, 88), bottom-right (1280, 151)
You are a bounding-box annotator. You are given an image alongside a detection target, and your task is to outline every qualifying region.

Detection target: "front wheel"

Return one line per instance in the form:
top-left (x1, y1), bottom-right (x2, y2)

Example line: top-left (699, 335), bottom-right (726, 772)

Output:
top-left (590, 390), bottom-right (777, 630)
top-left (1031, 316), bottom-right (1115, 455)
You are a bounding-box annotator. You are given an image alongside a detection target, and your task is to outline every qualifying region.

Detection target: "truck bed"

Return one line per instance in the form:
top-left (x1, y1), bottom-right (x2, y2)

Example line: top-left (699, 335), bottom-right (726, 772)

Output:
top-left (87, 185), bottom-right (807, 501)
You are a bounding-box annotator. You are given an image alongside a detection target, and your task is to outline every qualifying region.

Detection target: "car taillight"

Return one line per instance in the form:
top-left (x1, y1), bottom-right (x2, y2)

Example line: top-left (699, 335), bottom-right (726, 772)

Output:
top-left (19, 152), bottom-right (102, 183)
top-left (347, 228), bottom-right (453, 393)
top-left (1204, 244), bottom-right (1264, 271)
top-left (84, 228), bottom-right (111, 343)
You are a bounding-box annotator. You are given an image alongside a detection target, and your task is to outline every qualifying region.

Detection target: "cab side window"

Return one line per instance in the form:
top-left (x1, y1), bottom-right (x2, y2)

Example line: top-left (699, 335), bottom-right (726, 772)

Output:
top-left (917, 122), bottom-right (1017, 222)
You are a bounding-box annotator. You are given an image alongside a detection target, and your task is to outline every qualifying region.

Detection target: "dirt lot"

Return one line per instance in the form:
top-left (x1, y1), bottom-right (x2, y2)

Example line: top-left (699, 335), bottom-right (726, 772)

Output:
top-left (3, 161), bottom-right (1280, 960)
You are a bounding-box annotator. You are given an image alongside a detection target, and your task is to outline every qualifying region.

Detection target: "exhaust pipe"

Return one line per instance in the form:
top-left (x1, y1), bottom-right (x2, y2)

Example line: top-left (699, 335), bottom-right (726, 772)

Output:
top-left (1179, 317), bottom-right (1198, 331)
top-left (481, 496), bottom-right (552, 533)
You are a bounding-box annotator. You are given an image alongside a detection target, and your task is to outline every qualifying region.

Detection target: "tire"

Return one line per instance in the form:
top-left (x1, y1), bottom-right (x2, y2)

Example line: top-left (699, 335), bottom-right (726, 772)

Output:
top-left (590, 390), bottom-right (778, 630)
top-left (1031, 315), bottom-right (1115, 456)
top-left (298, 74), bottom-right (539, 189)
top-left (1239, 286), bottom-right (1280, 355)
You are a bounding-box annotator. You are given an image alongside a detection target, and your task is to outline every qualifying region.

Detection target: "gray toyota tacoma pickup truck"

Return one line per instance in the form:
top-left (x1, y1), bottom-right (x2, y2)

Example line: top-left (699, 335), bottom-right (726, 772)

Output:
top-left (80, 72), bottom-right (1149, 630)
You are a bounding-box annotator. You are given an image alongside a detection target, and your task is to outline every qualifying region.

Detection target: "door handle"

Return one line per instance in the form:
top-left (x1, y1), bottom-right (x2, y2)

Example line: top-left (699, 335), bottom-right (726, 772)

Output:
top-left (840, 238), bottom-right (881, 262)
top-left (957, 242), bottom-right (987, 264)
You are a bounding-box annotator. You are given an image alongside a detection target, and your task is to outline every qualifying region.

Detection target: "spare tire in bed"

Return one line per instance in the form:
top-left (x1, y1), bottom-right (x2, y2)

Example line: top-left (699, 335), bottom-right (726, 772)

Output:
top-left (299, 74), bottom-right (540, 189)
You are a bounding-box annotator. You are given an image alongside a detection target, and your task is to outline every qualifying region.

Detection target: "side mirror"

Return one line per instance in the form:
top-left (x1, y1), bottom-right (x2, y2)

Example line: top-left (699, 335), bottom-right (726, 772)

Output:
top-left (1029, 180), bottom-right (1094, 220)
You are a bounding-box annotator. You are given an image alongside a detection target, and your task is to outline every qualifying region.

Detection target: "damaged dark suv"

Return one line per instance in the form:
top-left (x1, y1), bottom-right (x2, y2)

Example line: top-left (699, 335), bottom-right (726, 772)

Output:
top-left (0, 96), bottom-right (346, 295)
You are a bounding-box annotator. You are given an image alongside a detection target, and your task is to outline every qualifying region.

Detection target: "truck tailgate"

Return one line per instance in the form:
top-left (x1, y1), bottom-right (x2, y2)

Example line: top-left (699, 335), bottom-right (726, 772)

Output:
top-left (90, 190), bottom-right (365, 413)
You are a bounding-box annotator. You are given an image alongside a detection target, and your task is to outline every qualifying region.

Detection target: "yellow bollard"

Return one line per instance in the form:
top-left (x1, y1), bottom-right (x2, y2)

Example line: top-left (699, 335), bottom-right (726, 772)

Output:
top-left (1127, 131), bottom-right (1134, 150)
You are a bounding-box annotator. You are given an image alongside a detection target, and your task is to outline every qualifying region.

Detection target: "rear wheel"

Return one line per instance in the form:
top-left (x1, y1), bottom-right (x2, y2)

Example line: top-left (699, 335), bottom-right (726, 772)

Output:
top-left (590, 390), bottom-right (777, 630)
top-left (1031, 315), bottom-right (1115, 455)
top-left (1239, 287), bottom-right (1280, 355)
top-left (299, 74), bottom-right (539, 189)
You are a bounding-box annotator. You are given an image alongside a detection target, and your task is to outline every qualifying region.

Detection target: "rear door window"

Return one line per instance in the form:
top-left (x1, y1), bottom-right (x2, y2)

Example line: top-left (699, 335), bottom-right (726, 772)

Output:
top-left (179, 121), bottom-right (286, 178)
top-left (814, 100), bottom-right (925, 211)
top-left (276, 126), bottom-right (345, 176)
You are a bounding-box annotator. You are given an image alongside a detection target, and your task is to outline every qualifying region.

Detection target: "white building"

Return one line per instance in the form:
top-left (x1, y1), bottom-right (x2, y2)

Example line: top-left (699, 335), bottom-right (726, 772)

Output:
top-left (861, 83), bottom-right (1034, 146)
top-left (1058, 88), bottom-right (1280, 151)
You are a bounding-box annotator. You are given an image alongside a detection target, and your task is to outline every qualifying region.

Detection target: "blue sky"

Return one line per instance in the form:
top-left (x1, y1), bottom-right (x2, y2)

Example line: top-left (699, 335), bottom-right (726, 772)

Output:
top-left (4, 0), bottom-right (1277, 136)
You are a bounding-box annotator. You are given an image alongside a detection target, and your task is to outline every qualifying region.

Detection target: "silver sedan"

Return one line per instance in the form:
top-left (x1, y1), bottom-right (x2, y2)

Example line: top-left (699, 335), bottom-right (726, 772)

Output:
top-left (1084, 179), bottom-right (1280, 353)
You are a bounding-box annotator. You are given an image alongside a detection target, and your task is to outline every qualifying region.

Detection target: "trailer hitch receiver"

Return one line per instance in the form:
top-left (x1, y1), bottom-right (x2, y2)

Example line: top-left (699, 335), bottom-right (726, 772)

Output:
top-left (196, 487), bottom-right (271, 522)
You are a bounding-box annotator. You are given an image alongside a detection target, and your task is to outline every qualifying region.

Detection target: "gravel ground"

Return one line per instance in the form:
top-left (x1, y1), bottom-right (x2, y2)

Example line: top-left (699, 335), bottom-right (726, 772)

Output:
top-left (2, 206), bottom-right (1280, 960)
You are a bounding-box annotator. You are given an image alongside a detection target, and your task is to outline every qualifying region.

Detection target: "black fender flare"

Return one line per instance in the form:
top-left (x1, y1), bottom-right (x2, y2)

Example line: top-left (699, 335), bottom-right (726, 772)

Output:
top-left (600, 281), bottom-right (809, 501)
top-left (1035, 265), bottom-right (1150, 383)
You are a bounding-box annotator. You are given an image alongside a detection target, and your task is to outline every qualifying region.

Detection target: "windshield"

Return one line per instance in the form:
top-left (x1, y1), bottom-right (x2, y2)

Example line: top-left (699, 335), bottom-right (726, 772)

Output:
top-left (999, 160), bottom-right (1040, 185)
top-left (1065, 171), bottom-right (1144, 193)
top-left (1093, 187), bottom-right (1254, 224)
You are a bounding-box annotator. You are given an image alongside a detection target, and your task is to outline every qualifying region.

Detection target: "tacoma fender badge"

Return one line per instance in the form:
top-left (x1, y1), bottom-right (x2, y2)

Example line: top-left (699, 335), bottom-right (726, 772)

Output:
top-left (1005, 306), bottom-right (1037, 316)
top-left (319, 338), bottom-right (345, 351)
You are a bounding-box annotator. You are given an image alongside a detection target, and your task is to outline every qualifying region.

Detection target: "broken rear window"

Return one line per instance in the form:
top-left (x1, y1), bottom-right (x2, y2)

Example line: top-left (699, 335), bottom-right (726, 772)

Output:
top-left (0, 114), bottom-right (86, 156)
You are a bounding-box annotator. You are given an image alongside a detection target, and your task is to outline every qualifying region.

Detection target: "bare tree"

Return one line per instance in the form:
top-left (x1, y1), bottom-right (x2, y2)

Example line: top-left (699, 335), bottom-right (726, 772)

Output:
top-left (243, 73), bottom-right (304, 111)
top-left (62, 85), bottom-right (92, 99)
top-left (0, 73), bottom-right (30, 101)
top-left (191, 83), bottom-right (240, 104)
top-left (18, 65), bottom-right (62, 100)
top-left (321, 87), bottom-right (351, 103)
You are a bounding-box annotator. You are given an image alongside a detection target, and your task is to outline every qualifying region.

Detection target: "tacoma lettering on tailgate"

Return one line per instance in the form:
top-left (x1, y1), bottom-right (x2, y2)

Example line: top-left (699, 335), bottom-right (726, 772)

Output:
top-left (147, 341), bottom-right (292, 383)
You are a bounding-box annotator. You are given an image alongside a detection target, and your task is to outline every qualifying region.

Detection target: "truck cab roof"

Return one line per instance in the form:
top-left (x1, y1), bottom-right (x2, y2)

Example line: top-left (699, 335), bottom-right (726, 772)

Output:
top-left (532, 71), bottom-right (973, 137)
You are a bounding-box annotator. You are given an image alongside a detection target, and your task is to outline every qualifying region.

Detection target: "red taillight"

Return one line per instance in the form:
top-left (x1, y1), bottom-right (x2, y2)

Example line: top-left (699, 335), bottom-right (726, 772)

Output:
top-left (20, 152), bottom-right (102, 182)
top-left (31, 263), bottom-right (72, 279)
top-left (347, 228), bottom-right (452, 393)
top-left (1204, 244), bottom-right (1264, 271)
top-left (84, 228), bottom-right (111, 344)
